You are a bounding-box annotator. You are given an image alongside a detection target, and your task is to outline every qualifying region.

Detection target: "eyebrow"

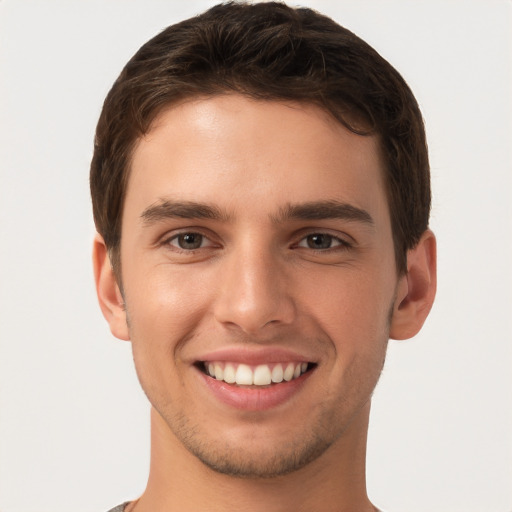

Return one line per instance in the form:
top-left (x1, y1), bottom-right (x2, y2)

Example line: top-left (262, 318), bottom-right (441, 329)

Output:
top-left (140, 199), bottom-right (374, 226)
top-left (274, 200), bottom-right (374, 226)
top-left (141, 200), bottom-right (231, 224)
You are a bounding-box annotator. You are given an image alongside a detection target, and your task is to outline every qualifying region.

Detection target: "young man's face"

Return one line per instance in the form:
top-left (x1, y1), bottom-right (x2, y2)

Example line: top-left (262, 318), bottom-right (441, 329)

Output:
top-left (113, 95), bottom-right (407, 477)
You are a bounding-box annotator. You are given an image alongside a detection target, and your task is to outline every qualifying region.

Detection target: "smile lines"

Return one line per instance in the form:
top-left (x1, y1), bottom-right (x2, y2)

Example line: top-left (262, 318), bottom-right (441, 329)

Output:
top-left (203, 362), bottom-right (310, 386)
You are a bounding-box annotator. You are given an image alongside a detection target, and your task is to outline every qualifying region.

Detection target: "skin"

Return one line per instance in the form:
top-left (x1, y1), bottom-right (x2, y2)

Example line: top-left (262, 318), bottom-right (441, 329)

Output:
top-left (94, 94), bottom-right (436, 511)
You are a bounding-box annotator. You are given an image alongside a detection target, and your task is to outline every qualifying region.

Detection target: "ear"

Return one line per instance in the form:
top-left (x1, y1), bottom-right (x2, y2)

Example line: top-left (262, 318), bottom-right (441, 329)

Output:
top-left (389, 229), bottom-right (437, 340)
top-left (92, 233), bottom-right (130, 341)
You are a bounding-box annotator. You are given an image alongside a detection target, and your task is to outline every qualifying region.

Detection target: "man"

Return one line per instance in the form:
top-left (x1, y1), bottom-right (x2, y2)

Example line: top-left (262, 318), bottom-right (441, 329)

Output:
top-left (90, 2), bottom-right (436, 511)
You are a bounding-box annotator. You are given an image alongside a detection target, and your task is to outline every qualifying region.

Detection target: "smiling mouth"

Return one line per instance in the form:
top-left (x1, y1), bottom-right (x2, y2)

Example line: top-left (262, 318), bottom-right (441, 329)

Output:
top-left (198, 361), bottom-right (315, 387)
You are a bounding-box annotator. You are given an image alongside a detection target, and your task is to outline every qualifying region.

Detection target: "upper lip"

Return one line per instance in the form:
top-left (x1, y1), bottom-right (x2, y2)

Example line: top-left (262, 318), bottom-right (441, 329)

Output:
top-left (195, 346), bottom-right (316, 365)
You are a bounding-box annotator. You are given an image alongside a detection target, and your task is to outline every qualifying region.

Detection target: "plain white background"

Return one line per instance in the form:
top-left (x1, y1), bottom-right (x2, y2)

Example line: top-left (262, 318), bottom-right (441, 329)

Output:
top-left (0, 1), bottom-right (511, 511)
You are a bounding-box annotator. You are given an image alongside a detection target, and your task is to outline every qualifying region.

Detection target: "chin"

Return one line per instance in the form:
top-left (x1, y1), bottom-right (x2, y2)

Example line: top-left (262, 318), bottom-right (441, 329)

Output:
top-left (184, 433), bottom-right (334, 479)
top-left (163, 401), bottom-right (347, 480)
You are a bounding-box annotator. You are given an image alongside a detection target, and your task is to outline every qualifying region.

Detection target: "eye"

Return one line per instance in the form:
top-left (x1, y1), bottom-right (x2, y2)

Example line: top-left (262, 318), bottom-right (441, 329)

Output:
top-left (297, 233), bottom-right (347, 250)
top-left (168, 232), bottom-right (209, 250)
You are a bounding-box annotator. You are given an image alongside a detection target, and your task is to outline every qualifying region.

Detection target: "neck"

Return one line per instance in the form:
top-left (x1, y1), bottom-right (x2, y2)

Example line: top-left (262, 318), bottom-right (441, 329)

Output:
top-left (133, 404), bottom-right (375, 512)
top-left (132, 404), bottom-right (375, 512)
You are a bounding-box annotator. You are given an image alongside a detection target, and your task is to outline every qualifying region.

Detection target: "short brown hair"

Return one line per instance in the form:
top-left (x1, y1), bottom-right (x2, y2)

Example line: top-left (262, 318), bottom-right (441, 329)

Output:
top-left (90, 1), bottom-right (430, 275)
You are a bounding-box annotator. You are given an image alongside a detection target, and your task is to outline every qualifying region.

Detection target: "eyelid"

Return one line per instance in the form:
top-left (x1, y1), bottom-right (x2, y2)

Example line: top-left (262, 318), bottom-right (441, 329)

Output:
top-left (169, 234), bottom-right (212, 250)
top-left (292, 229), bottom-right (354, 248)
top-left (159, 228), bottom-right (219, 250)
top-left (296, 235), bottom-right (347, 249)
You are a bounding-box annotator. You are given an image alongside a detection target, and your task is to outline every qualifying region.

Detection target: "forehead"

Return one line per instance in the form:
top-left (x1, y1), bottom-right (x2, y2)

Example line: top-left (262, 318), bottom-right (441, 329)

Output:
top-left (126, 94), bottom-right (388, 223)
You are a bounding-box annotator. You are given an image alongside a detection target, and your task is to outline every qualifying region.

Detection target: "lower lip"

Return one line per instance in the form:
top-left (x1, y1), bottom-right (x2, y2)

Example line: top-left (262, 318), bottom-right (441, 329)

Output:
top-left (198, 368), bottom-right (313, 411)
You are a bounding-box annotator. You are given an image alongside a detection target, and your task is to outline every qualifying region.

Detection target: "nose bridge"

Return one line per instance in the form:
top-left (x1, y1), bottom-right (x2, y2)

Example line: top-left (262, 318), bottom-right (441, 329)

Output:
top-left (214, 235), bottom-right (294, 334)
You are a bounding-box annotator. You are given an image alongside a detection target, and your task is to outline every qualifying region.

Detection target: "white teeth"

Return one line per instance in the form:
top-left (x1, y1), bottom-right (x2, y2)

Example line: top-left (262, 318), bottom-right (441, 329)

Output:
top-left (204, 361), bottom-right (310, 385)
top-left (271, 364), bottom-right (284, 383)
top-left (283, 363), bottom-right (295, 382)
top-left (214, 363), bottom-right (224, 380)
top-left (253, 365), bottom-right (272, 386)
top-left (224, 363), bottom-right (236, 384)
top-left (235, 364), bottom-right (253, 385)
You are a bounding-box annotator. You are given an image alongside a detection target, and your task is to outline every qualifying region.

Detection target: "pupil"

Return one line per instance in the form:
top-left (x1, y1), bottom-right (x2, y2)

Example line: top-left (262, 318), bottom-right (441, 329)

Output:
top-left (308, 234), bottom-right (331, 249)
top-left (180, 233), bottom-right (202, 249)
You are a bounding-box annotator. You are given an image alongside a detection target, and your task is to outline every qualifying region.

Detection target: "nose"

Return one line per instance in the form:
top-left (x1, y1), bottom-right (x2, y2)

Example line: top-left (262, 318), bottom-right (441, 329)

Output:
top-left (213, 243), bottom-right (296, 336)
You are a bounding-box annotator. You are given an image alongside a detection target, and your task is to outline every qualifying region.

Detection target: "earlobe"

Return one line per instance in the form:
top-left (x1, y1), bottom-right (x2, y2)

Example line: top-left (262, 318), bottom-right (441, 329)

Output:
top-left (389, 229), bottom-right (437, 340)
top-left (92, 234), bottom-right (130, 341)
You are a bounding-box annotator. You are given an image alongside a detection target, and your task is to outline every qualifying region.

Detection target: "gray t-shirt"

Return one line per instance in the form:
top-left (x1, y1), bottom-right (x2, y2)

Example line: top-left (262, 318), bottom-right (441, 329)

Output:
top-left (107, 503), bottom-right (384, 511)
top-left (106, 503), bottom-right (129, 512)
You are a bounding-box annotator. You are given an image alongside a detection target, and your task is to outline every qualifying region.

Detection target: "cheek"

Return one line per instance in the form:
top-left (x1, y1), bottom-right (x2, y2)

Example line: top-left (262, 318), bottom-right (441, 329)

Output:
top-left (123, 265), bottom-right (215, 367)
top-left (313, 273), bottom-right (392, 388)
top-left (126, 261), bottom-right (213, 319)
top-left (124, 275), bottom-right (208, 409)
top-left (300, 265), bottom-right (395, 341)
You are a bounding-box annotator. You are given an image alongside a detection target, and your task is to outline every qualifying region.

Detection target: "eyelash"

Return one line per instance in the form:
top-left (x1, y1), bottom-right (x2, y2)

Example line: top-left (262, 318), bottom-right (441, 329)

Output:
top-left (295, 233), bottom-right (352, 251)
top-left (161, 231), bottom-right (214, 252)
